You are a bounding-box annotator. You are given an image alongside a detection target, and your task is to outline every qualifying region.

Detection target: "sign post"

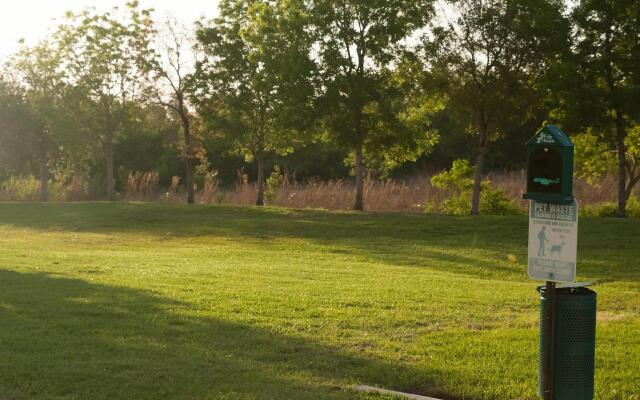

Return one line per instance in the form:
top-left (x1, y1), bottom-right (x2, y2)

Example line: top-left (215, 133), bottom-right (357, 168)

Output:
top-left (542, 280), bottom-right (556, 400)
top-left (528, 199), bottom-right (578, 400)
top-left (523, 125), bottom-right (577, 400)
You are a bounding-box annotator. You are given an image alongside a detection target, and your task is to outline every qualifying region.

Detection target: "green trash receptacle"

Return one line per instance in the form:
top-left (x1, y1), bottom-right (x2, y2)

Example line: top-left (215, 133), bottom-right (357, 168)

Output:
top-left (538, 285), bottom-right (597, 400)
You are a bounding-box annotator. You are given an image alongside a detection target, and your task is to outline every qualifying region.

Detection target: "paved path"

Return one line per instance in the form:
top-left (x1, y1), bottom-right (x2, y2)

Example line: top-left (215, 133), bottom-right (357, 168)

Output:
top-left (353, 385), bottom-right (444, 400)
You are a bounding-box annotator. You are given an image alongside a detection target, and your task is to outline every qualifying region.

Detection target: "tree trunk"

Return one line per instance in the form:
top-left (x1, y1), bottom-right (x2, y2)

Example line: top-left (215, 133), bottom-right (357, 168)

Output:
top-left (354, 145), bottom-right (364, 211)
top-left (105, 134), bottom-right (115, 201)
top-left (256, 148), bottom-right (265, 206)
top-left (39, 157), bottom-right (48, 202)
top-left (181, 112), bottom-right (195, 204)
top-left (184, 152), bottom-right (194, 204)
top-left (471, 139), bottom-right (488, 216)
top-left (615, 115), bottom-right (627, 218)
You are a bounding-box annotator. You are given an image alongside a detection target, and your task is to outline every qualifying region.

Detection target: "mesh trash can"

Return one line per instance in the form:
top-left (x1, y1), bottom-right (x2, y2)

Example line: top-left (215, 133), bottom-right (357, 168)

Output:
top-left (538, 286), bottom-right (597, 399)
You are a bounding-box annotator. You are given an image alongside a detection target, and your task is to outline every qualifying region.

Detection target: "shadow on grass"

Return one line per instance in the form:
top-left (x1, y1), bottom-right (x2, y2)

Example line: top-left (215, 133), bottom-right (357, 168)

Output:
top-left (0, 202), bottom-right (638, 282)
top-left (0, 270), bottom-right (460, 400)
top-left (0, 203), bottom-right (527, 281)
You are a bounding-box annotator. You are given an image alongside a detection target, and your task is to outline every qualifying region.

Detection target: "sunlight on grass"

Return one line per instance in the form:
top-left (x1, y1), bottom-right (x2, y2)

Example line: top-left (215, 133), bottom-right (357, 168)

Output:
top-left (0, 203), bottom-right (638, 400)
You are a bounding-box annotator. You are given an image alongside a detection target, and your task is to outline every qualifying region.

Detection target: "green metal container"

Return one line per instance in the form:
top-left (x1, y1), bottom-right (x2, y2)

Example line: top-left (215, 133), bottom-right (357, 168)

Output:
top-left (538, 286), bottom-right (597, 399)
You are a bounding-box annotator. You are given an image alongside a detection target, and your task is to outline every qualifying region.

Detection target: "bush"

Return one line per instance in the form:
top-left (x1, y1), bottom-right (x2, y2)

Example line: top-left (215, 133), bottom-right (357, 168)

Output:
top-left (0, 176), bottom-right (40, 201)
top-left (628, 196), bottom-right (640, 217)
top-left (431, 188), bottom-right (521, 215)
top-left (265, 166), bottom-right (282, 206)
top-left (0, 175), bottom-right (82, 201)
top-left (581, 202), bottom-right (617, 217)
top-left (427, 159), bottom-right (522, 215)
top-left (62, 175), bottom-right (90, 201)
top-left (581, 196), bottom-right (640, 217)
top-left (480, 186), bottom-right (522, 215)
top-left (430, 159), bottom-right (474, 192)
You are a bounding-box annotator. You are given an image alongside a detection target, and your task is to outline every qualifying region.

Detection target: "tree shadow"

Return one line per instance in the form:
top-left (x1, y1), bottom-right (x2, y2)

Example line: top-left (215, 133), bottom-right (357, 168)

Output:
top-left (0, 270), bottom-right (461, 400)
top-left (0, 202), bottom-right (637, 282)
top-left (0, 203), bottom-right (525, 280)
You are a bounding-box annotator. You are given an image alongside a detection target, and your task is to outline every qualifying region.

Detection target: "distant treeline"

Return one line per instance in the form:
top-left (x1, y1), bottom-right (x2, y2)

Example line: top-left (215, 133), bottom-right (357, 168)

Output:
top-left (0, 0), bottom-right (638, 216)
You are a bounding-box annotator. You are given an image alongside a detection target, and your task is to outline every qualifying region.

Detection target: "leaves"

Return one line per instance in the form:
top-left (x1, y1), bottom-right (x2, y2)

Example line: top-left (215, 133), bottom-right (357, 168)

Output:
top-left (572, 129), bottom-right (616, 184)
top-left (436, 0), bottom-right (569, 140)
top-left (193, 0), bottom-right (316, 161)
top-left (313, 0), bottom-right (441, 175)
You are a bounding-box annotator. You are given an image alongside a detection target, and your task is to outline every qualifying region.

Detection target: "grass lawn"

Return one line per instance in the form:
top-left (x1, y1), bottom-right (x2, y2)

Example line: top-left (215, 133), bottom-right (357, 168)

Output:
top-left (0, 202), bottom-right (638, 400)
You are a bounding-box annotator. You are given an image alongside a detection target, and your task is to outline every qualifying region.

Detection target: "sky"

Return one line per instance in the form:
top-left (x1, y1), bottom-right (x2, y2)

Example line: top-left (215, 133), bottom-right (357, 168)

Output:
top-left (0, 0), bottom-right (220, 61)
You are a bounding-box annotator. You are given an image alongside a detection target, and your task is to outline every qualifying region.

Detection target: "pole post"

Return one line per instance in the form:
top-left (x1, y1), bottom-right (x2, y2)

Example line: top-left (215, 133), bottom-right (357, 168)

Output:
top-left (543, 280), bottom-right (556, 400)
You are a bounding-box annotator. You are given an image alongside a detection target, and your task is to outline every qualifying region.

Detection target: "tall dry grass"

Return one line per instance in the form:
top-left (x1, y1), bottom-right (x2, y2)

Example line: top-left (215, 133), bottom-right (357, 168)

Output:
top-left (199, 170), bottom-right (628, 213)
top-left (0, 168), bottom-right (630, 213)
top-left (124, 171), bottom-right (160, 201)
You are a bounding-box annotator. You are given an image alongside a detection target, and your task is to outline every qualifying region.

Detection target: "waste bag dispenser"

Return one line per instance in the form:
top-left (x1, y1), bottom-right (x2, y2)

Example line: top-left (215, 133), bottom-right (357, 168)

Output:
top-left (523, 125), bottom-right (574, 205)
top-left (538, 285), bottom-right (597, 400)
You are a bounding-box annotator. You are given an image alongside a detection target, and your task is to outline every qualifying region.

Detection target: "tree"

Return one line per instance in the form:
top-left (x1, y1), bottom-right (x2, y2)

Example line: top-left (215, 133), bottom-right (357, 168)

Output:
top-left (435, 0), bottom-right (569, 215)
top-left (572, 127), bottom-right (640, 202)
top-left (145, 18), bottom-right (201, 204)
top-left (567, 0), bottom-right (640, 217)
top-left (311, 0), bottom-right (436, 210)
top-left (7, 40), bottom-right (68, 201)
top-left (0, 74), bottom-right (39, 182)
top-left (58, 1), bottom-right (155, 200)
top-left (193, 0), bottom-right (316, 206)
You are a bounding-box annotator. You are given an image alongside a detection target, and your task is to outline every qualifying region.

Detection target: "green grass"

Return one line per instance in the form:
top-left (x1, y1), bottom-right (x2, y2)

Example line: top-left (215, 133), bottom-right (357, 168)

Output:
top-left (0, 202), bottom-right (638, 400)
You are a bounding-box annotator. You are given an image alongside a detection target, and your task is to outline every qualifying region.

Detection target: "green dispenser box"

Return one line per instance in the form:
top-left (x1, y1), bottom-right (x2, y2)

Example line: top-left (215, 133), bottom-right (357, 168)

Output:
top-left (523, 125), bottom-right (574, 205)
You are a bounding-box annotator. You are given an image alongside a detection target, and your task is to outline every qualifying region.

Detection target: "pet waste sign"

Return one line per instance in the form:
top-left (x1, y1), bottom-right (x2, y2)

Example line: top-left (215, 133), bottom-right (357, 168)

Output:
top-left (527, 199), bottom-right (578, 282)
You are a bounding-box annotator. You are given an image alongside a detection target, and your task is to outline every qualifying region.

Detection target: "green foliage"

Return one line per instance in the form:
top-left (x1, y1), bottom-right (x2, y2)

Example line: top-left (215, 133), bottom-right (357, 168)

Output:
top-left (0, 176), bottom-right (41, 201)
top-left (428, 159), bottom-right (521, 215)
top-left (435, 0), bottom-right (570, 137)
top-left (572, 126), bottom-right (640, 199)
top-left (582, 196), bottom-right (640, 218)
top-left (552, 0), bottom-right (640, 215)
top-left (193, 0), bottom-right (316, 161)
top-left (0, 176), bottom-right (66, 201)
top-left (432, 0), bottom-right (569, 213)
top-left (5, 38), bottom-right (87, 201)
top-left (0, 77), bottom-right (39, 179)
top-left (265, 165), bottom-right (282, 206)
top-left (572, 129), bottom-right (616, 184)
top-left (57, 2), bottom-right (156, 198)
top-left (431, 159), bottom-right (474, 192)
top-left (427, 187), bottom-right (521, 216)
top-left (479, 187), bottom-right (522, 216)
top-left (1, 0), bottom-right (639, 211)
top-left (193, 0), bottom-right (317, 204)
top-left (361, 63), bottom-right (444, 176)
top-left (312, 0), bottom-right (439, 208)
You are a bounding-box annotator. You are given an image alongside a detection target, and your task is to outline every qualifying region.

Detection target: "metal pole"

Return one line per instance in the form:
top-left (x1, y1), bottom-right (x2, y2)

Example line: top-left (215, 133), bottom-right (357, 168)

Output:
top-left (543, 280), bottom-right (556, 400)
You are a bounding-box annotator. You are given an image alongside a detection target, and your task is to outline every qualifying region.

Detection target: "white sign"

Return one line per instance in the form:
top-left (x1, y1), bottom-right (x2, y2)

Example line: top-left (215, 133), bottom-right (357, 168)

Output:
top-left (528, 199), bottom-right (578, 282)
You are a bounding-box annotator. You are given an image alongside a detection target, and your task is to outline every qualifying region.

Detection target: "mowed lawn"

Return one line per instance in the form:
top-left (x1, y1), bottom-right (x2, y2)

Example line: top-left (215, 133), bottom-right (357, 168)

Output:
top-left (0, 203), bottom-right (638, 400)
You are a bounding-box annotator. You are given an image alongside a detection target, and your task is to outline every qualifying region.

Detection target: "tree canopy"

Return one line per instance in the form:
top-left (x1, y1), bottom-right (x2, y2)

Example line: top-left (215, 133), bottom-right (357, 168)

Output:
top-left (1, 0), bottom-right (638, 215)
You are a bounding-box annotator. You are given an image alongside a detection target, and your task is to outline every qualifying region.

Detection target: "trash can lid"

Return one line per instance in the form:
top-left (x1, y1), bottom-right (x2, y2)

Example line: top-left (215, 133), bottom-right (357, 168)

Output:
top-left (537, 282), bottom-right (593, 294)
top-left (557, 282), bottom-right (592, 289)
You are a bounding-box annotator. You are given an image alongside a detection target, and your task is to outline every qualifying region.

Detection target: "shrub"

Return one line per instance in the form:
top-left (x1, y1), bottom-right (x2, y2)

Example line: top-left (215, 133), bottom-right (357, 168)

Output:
top-left (428, 159), bottom-right (522, 215)
top-left (265, 166), bottom-right (282, 206)
top-left (629, 196), bottom-right (640, 217)
top-left (199, 171), bottom-right (221, 204)
top-left (430, 159), bottom-right (474, 192)
top-left (0, 176), bottom-right (40, 201)
top-left (581, 202), bottom-right (617, 217)
top-left (63, 175), bottom-right (90, 201)
top-left (0, 176), bottom-right (68, 201)
top-left (581, 196), bottom-right (640, 217)
top-left (480, 186), bottom-right (522, 215)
